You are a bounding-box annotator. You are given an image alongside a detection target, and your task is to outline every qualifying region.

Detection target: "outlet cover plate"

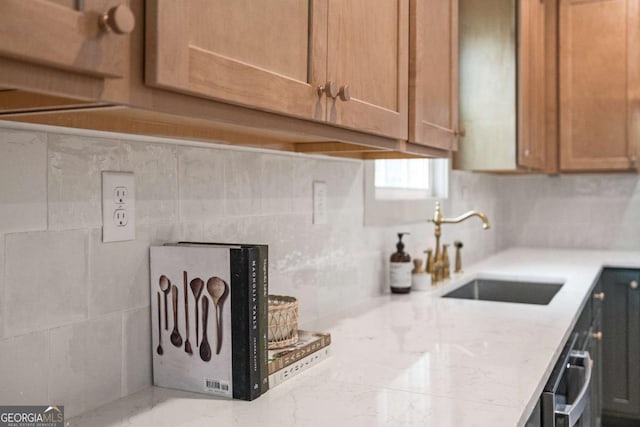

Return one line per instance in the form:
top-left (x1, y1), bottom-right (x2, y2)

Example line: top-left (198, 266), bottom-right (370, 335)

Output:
top-left (313, 181), bottom-right (328, 225)
top-left (102, 171), bottom-right (135, 242)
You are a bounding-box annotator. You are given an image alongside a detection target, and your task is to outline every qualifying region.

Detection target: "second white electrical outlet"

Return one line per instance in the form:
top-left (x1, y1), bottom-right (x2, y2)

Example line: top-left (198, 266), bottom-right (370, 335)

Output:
top-left (313, 181), bottom-right (328, 225)
top-left (102, 171), bottom-right (135, 242)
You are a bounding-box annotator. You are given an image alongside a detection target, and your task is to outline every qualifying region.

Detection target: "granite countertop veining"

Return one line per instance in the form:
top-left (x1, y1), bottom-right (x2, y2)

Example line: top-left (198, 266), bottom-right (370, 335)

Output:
top-left (68, 248), bottom-right (640, 427)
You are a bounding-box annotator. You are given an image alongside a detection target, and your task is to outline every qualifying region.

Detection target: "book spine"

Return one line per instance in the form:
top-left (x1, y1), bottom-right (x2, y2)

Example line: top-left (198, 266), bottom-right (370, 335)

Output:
top-left (230, 247), bottom-right (260, 400)
top-left (257, 245), bottom-right (269, 394)
top-left (268, 333), bottom-right (332, 375)
top-left (268, 346), bottom-right (331, 388)
top-left (247, 247), bottom-right (261, 400)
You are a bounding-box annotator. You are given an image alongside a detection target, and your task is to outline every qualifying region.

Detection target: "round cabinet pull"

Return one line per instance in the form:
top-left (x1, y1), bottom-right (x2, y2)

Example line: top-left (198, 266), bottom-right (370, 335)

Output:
top-left (337, 85), bottom-right (350, 102)
top-left (100, 4), bottom-right (135, 34)
top-left (592, 331), bottom-right (603, 341)
top-left (631, 280), bottom-right (639, 290)
top-left (454, 128), bottom-right (466, 137)
top-left (592, 292), bottom-right (605, 301)
top-left (317, 81), bottom-right (338, 99)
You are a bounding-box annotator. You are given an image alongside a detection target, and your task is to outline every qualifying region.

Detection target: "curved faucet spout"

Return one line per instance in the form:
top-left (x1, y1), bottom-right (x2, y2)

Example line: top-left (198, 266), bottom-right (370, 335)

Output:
top-left (431, 201), bottom-right (491, 229)
top-left (439, 211), bottom-right (491, 229)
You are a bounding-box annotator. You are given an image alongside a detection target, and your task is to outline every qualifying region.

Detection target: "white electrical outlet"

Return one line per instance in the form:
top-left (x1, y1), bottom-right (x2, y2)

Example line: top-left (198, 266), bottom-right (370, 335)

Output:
top-left (102, 171), bottom-right (135, 242)
top-left (313, 181), bottom-right (328, 225)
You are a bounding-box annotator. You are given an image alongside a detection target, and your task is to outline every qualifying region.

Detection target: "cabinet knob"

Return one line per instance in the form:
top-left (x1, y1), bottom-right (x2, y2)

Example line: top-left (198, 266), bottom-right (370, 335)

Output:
top-left (591, 331), bottom-right (603, 341)
top-left (592, 292), bottom-right (605, 301)
top-left (631, 280), bottom-right (638, 289)
top-left (100, 4), bottom-right (135, 35)
top-left (337, 85), bottom-right (351, 102)
top-left (454, 128), bottom-right (466, 137)
top-left (630, 155), bottom-right (638, 168)
top-left (317, 81), bottom-right (338, 99)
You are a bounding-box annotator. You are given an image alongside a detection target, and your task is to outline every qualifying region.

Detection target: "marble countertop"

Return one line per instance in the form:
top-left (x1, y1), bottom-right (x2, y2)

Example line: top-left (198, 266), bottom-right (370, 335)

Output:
top-left (68, 248), bottom-right (640, 427)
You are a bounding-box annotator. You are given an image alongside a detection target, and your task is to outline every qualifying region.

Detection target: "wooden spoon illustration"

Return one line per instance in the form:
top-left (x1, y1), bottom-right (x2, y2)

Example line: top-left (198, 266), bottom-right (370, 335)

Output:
top-left (159, 275), bottom-right (171, 330)
top-left (170, 285), bottom-right (183, 347)
top-left (200, 296), bottom-right (212, 362)
top-left (183, 271), bottom-right (192, 355)
top-left (207, 276), bottom-right (229, 354)
top-left (189, 278), bottom-right (204, 347)
top-left (156, 292), bottom-right (163, 355)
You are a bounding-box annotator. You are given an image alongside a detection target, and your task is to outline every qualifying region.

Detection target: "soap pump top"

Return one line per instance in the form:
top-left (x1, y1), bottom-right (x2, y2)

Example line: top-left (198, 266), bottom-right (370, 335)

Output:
top-left (391, 232), bottom-right (411, 262)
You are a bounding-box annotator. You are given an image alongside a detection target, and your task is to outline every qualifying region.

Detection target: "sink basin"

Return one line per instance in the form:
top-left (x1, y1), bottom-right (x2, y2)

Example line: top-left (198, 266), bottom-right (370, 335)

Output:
top-left (442, 278), bottom-right (564, 305)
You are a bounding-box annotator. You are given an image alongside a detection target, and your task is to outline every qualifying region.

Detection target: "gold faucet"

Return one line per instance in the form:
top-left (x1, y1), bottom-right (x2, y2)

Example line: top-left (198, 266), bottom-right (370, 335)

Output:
top-left (431, 201), bottom-right (490, 282)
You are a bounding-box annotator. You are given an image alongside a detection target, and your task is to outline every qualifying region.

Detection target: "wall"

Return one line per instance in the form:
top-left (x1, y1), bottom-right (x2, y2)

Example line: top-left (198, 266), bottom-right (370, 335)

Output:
top-left (497, 174), bottom-right (640, 250)
top-left (0, 122), bottom-right (500, 418)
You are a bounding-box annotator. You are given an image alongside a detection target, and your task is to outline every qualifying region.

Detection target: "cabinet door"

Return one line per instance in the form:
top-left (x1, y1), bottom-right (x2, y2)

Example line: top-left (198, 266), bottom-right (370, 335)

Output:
top-left (409, 0), bottom-right (458, 150)
top-left (518, 0), bottom-right (546, 170)
top-left (146, 0), bottom-right (327, 121)
top-left (0, 0), bottom-right (132, 78)
top-left (559, 0), bottom-right (640, 171)
top-left (601, 269), bottom-right (640, 417)
top-left (326, 0), bottom-right (408, 139)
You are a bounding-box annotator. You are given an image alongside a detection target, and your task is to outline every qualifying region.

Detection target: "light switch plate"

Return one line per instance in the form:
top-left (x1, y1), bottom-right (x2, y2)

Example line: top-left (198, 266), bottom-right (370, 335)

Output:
top-left (102, 171), bottom-right (135, 242)
top-left (313, 181), bottom-right (328, 225)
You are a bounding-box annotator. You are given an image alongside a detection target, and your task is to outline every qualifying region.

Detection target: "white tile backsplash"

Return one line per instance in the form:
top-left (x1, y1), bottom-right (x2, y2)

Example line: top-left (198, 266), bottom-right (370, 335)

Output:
top-left (0, 234), bottom-right (4, 339)
top-left (89, 228), bottom-right (151, 316)
top-left (225, 150), bottom-right (262, 216)
top-left (178, 146), bottom-right (226, 222)
top-left (5, 230), bottom-right (87, 337)
top-left (122, 307), bottom-right (152, 396)
top-left (261, 154), bottom-right (294, 214)
top-left (0, 331), bottom-right (49, 405)
top-left (48, 134), bottom-right (123, 230)
top-left (49, 322), bottom-right (88, 417)
top-left (84, 313), bottom-right (122, 413)
top-left (497, 174), bottom-right (640, 251)
top-left (0, 129), bottom-right (47, 233)
top-left (122, 142), bottom-right (178, 225)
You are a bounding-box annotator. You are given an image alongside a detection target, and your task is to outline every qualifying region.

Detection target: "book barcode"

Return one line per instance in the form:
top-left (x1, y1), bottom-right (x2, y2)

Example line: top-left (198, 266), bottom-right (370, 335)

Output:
top-left (204, 378), bottom-right (230, 394)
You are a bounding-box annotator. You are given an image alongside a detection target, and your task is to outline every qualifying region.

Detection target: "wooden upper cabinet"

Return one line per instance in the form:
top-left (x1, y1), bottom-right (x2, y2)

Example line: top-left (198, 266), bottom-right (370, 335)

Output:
top-left (409, 0), bottom-right (459, 151)
top-left (559, 0), bottom-right (640, 171)
top-left (146, 0), bottom-right (327, 122)
top-left (0, 0), bottom-right (133, 78)
top-left (323, 0), bottom-right (409, 140)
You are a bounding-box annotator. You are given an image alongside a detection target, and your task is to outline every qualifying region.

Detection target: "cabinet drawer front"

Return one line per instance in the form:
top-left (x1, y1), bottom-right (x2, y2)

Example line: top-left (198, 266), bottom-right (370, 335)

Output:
top-left (0, 0), bottom-right (129, 78)
top-left (146, 0), bottom-right (326, 122)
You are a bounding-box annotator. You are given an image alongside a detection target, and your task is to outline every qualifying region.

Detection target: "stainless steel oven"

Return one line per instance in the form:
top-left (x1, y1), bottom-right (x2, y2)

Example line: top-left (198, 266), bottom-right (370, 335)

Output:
top-left (541, 333), bottom-right (594, 427)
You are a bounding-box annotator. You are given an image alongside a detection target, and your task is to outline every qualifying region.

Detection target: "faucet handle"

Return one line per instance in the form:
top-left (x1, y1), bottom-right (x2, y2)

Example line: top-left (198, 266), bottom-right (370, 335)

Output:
top-left (454, 241), bottom-right (463, 273)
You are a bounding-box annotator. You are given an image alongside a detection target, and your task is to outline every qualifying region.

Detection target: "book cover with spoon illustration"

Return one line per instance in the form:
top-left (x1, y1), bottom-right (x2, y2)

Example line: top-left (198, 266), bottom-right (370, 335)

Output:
top-left (150, 243), bottom-right (263, 401)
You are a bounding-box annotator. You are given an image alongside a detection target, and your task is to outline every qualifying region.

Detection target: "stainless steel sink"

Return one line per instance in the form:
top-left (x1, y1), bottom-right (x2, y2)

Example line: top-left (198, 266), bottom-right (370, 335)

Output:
top-left (442, 278), bottom-right (564, 305)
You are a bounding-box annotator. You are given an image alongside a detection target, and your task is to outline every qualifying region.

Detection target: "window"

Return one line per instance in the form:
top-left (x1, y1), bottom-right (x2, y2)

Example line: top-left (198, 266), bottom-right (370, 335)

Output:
top-left (364, 158), bottom-right (449, 225)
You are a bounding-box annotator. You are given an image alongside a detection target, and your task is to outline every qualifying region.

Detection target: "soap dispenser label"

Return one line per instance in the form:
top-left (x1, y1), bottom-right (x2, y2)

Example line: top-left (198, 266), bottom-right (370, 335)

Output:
top-left (390, 263), bottom-right (412, 288)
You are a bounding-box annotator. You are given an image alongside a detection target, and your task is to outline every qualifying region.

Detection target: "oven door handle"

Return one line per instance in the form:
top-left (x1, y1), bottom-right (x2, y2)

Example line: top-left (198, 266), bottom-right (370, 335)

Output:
top-left (555, 350), bottom-right (592, 427)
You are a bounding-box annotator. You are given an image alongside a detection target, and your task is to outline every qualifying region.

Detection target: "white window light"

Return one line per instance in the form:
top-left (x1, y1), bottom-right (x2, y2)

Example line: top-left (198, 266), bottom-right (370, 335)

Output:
top-left (364, 158), bottom-right (449, 225)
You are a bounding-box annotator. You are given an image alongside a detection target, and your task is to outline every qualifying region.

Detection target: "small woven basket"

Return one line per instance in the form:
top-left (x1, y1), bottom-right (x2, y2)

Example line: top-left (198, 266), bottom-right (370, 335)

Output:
top-left (268, 295), bottom-right (299, 349)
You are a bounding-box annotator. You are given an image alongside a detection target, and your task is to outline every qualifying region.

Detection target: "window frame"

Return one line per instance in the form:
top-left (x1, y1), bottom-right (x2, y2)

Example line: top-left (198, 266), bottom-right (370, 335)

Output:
top-left (363, 157), bottom-right (449, 226)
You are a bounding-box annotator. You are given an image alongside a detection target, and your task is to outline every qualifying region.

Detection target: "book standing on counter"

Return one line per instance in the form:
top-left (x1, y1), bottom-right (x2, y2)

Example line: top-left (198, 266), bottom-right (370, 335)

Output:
top-left (150, 242), bottom-right (267, 401)
top-left (178, 241), bottom-right (269, 395)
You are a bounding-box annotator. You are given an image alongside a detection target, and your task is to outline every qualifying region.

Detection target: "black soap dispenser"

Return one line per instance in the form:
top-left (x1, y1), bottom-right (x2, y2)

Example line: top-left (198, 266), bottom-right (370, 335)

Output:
top-left (389, 232), bottom-right (411, 294)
